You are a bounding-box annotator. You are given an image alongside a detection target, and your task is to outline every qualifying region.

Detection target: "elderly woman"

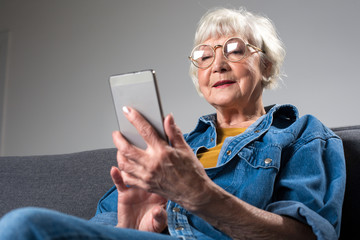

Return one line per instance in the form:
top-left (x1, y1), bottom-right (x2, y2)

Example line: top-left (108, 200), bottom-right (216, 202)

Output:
top-left (0, 7), bottom-right (345, 240)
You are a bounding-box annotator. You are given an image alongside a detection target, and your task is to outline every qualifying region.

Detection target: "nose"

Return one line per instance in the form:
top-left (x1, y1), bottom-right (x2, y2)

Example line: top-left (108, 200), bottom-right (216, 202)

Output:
top-left (212, 47), bottom-right (230, 73)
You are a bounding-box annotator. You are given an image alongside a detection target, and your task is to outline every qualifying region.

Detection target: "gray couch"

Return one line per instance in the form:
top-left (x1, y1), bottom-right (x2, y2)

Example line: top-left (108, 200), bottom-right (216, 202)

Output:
top-left (0, 148), bottom-right (116, 220)
top-left (0, 125), bottom-right (359, 239)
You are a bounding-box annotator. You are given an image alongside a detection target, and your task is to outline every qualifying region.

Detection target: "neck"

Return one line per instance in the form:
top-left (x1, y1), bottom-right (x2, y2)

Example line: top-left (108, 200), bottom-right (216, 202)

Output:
top-left (215, 101), bottom-right (265, 128)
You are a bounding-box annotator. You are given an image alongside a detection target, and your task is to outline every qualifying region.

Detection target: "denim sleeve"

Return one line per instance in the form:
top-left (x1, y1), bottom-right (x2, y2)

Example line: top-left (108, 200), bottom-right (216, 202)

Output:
top-left (266, 137), bottom-right (346, 240)
top-left (95, 185), bottom-right (118, 215)
top-left (89, 185), bottom-right (118, 226)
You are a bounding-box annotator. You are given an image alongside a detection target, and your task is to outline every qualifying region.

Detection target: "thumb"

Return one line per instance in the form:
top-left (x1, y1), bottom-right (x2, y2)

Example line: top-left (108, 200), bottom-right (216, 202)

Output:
top-left (151, 206), bottom-right (167, 233)
top-left (164, 114), bottom-right (187, 149)
top-left (110, 166), bottom-right (127, 191)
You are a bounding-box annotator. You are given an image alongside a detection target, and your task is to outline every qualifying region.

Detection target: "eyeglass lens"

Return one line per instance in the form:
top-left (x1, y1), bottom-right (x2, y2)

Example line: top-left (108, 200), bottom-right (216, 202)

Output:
top-left (191, 38), bottom-right (247, 68)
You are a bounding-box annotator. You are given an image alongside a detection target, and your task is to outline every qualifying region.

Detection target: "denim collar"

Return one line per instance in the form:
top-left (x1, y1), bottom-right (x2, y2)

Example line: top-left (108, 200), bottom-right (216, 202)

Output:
top-left (189, 104), bottom-right (299, 136)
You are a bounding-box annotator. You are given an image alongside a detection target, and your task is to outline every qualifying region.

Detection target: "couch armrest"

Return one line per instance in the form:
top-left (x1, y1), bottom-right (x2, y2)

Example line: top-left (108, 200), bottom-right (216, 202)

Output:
top-left (332, 126), bottom-right (360, 239)
top-left (0, 148), bottom-right (116, 219)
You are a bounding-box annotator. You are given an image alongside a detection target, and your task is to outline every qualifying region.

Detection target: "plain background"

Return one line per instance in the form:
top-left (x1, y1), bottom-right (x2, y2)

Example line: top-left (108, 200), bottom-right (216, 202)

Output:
top-left (0, 0), bottom-right (359, 156)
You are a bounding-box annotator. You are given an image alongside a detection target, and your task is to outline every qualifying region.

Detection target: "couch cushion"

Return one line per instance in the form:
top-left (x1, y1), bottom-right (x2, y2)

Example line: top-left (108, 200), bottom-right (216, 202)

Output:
top-left (0, 148), bottom-right (116, 219)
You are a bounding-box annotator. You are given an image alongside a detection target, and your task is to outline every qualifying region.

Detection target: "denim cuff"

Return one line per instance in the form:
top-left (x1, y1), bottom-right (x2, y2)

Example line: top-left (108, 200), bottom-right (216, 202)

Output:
top-left (266, 200), bottom-right (337, 240)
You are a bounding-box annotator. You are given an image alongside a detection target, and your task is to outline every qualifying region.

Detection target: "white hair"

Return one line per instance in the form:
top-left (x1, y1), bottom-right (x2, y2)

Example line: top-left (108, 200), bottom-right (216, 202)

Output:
top-left (189, 7), bottom-right (286, 94)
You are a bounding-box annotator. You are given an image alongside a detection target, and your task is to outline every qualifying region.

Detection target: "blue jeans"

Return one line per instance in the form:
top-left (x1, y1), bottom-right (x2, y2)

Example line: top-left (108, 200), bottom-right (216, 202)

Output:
top-left (0, 207), bottom-right (179, 240)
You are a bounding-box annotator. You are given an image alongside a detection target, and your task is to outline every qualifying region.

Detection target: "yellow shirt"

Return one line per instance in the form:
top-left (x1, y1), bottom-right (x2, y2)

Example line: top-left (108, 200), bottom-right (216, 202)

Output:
top-left (197, 127), bottom-right (247, 168)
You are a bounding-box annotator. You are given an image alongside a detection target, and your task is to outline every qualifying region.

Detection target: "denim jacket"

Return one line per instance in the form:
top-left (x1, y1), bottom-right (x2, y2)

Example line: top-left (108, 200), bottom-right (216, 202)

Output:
top-left (94, 104), bottom-right (346, 240)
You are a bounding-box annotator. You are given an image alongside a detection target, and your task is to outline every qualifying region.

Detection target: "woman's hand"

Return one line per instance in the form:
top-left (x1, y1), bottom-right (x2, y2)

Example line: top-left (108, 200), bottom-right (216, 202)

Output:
top-left (112, 107), bottom-right (211, 210)
top-left (110, 166), bottom-right (167, 232)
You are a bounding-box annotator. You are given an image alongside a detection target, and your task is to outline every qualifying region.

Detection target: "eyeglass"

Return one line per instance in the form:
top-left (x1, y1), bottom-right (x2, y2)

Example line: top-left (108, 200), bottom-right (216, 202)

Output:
top-left (188, 37), bottom-right (265, 69)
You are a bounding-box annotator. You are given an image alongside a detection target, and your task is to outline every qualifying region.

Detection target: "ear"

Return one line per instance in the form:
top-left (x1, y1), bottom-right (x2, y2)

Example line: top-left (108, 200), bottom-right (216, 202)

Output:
top-left (262, 58), bottom-right (273, 79)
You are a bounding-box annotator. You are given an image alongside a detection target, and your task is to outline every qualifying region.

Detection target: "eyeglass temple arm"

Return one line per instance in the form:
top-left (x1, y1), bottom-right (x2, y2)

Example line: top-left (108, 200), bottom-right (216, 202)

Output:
top-left (247, 43), bottom-right (265, 53)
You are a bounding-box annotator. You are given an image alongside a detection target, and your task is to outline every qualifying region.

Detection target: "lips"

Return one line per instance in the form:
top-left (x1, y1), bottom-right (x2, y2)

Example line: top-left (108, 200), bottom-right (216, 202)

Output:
top-left (212, 80), bottom-right (236, 88)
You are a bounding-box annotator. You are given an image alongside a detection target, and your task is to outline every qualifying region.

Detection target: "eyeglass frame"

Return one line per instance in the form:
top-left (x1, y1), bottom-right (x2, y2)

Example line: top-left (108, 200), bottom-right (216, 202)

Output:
top-left (188, 37), bottom-right (265, 69)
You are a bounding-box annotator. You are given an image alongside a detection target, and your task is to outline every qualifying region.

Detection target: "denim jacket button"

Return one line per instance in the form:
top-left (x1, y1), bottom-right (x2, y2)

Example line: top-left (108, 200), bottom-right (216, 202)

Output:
top-left (172, 207), bottom-right (181, 213)
top-left (226, 150), bottom-right (232, 155)
top-left (175, 226), bottom-right (185, 231)
top-left (264, 158), bottom-right (272, 164)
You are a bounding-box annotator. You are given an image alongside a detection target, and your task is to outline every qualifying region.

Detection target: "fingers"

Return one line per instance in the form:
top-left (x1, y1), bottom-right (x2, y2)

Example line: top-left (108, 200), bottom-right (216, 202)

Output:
top-left (164, 113), bottom-right (188, 149)
top-left (112, 131), bottom-right (150, 189)
top-left (112, 131), bottom-right (143, 163)
top-left (111, 165), bottom-right (148, 192)
top-left (151, 206), bottom-right (167, 233)
top-left (112, 108), bottom-right (190, 195)
top-left (110, 166), bottom-right (127, 191)
top-left (112, 131), bottom-right (136, 156)
top-left (120, 170), bottom-right (150, 191)
top-left (122, 106), bottom-right (166, 147)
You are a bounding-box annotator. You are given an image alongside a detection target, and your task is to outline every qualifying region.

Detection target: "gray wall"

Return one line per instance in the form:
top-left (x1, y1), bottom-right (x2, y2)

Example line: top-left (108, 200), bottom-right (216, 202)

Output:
top-left (0, 30), bottom-right (9, 152)
top-left (0, 0), bottom-right (359, 156)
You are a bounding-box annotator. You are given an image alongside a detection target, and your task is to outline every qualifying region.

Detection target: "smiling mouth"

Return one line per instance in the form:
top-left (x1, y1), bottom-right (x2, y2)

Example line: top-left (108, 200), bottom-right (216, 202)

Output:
top-left (212, 80), bottom-right (236, 88)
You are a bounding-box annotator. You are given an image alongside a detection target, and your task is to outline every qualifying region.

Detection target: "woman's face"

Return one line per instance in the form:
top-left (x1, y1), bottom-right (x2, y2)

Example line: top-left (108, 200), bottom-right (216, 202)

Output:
top-left (197, 36), bottom-right (265, 111)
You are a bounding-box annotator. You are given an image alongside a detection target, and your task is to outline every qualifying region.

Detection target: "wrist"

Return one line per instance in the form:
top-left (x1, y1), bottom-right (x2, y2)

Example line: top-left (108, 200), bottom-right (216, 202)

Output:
top-left (180, 178), bottom-right (229, 213)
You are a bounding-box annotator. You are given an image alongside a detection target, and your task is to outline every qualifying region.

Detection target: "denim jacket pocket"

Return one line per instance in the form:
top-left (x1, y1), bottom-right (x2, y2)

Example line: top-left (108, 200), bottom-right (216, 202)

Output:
top-left (208, 143), bottom-right (282, 208)
top-left (239, 142), bottom-right (281, 171)
top-left (223, 143), bottom-right (283, 208)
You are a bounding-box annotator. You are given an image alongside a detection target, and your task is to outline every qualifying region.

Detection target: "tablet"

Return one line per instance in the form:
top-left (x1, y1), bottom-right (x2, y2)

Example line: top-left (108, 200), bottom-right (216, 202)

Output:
top-left (109, 70), bottom-right (167, 149)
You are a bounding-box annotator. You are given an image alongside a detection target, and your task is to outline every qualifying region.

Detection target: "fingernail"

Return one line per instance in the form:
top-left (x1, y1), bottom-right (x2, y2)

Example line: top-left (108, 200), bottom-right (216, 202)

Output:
top-left (122, 106), bottom-right (130, 114)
